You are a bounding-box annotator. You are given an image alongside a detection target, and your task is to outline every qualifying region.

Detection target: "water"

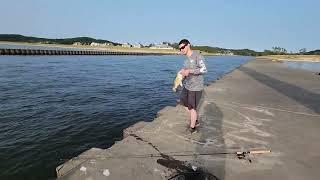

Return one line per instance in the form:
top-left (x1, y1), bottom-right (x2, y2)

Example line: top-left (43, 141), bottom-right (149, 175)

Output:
top-left (283, 61), bottom-right (320, 72)
top-left (0, 55), bottom-right (251, 179)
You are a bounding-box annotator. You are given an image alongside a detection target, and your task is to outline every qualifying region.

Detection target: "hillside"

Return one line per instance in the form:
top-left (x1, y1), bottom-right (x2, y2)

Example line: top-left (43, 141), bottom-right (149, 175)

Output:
top-left (0, 34), bottom-right (121, 46)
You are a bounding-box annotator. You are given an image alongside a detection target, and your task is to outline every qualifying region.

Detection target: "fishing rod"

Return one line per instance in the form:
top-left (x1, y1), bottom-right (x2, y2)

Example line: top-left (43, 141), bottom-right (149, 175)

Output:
top-left (60, 149), bottom-right (271, 161)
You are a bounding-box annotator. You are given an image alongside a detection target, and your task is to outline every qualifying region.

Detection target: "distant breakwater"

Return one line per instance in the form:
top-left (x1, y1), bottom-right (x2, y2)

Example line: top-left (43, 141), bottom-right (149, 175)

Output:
top-left (0, 48), bottom-right (175, 56)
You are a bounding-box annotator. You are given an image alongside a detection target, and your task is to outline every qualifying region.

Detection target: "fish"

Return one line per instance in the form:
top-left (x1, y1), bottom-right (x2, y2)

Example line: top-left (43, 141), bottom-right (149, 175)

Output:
top-left (172, 71), bottom-right (183, 92)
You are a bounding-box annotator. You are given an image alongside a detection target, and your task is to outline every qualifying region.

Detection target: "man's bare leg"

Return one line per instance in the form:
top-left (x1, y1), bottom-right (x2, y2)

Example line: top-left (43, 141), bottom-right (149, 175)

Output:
top-left (190, 109), bottom-right (197, 128)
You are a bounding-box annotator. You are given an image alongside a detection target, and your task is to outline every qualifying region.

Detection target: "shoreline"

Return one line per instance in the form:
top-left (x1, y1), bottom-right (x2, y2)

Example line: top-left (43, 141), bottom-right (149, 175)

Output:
top-left (257, 55), bottom-right (320, 62)
top-left (0, 41), bottom-right (226, 56)
top-left (0, 41), bottom-right (179, 54)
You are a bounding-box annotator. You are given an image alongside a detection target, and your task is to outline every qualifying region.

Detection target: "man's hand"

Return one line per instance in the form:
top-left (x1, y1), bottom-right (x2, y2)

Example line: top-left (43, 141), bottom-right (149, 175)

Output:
top-left (180, 69), bottom-right (190, 77)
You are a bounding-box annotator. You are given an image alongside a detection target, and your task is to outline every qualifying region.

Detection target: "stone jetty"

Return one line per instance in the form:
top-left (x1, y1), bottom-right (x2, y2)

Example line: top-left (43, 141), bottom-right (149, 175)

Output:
top-left (56, 59), bottom-right (320, 180)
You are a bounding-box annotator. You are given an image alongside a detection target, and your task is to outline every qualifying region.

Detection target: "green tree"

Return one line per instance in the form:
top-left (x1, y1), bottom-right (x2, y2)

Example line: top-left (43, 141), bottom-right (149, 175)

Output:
top-left (299, 48), bottom-right (307, 54)
top-left (272, 46), bottom-right (287, 55)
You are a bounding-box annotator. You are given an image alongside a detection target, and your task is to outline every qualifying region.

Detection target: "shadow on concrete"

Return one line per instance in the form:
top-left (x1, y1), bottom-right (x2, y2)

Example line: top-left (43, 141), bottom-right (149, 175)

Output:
top-left (239, 66), bottom-right (320, 114)
top-left (196, 101), bottom-right (226, 180)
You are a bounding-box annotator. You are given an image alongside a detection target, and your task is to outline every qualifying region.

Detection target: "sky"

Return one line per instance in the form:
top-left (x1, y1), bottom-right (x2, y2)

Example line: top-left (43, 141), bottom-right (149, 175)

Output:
top-left (0, 0), bottom-right (319, 52)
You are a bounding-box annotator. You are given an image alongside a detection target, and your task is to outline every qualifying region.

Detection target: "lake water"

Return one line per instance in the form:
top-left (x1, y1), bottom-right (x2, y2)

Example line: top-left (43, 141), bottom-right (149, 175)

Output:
top-left (0, 55), bottom-right (252, 179)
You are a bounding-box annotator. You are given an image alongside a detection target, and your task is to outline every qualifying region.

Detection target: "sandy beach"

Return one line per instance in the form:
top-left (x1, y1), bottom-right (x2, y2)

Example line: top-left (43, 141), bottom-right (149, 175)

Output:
top-left (258, 55), bottom-right (320, 62)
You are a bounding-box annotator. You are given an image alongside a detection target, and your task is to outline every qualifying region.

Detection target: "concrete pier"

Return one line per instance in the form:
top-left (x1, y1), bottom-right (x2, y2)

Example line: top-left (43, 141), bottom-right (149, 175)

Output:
top-left (0, 48), bottom-right (173, 56)
top-left (56, 59), bottom-right (320, 180)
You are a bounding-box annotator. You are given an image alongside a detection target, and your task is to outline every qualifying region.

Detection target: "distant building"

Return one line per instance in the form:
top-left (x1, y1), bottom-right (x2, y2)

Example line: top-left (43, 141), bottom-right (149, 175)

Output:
top-left (220, 50), bottom-right (234, 56)
top-left (149, 44), bottom-right (174, 50)
top-left (90, 42), bottom-right (100, 46)
top-left (90, 42), bottom-right (113, 47)
top-left (133, 43), bottom-right (144, 48)
top-left (215, 50), bottom-right (234, 56)
top-left (73, 42), bottom-right (82, 46)
top-left (104, 43), bottom-right (113, 46)
top-left (226, 50), bottom-right (234, 56)
top-left (122, 43), bottom-right (132, 48)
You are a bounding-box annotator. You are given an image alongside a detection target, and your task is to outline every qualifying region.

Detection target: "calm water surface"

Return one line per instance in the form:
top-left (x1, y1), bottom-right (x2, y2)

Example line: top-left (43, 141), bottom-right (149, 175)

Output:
top-left (0, 55), bottom-right (252, 179)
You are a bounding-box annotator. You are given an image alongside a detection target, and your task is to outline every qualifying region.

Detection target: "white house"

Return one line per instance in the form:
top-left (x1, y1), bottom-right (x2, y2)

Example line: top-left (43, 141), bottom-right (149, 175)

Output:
top-left (90, 42), bottom-right (100, 46)
top-left (90, 42), bottom-right (113, 47)
top-left (150, 44), bottom-right (174, 50)
top-left (133, 43), bottom-right (143, 48)
top-left (73, 42), bottom-right (82, 46)
top-left (122, 43), bottom-right (132, 48)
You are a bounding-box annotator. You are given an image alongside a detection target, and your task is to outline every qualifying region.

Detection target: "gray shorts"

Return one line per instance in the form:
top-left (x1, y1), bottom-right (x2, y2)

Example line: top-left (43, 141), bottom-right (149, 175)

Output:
top-left (180, 88), bottom-right (202, 110)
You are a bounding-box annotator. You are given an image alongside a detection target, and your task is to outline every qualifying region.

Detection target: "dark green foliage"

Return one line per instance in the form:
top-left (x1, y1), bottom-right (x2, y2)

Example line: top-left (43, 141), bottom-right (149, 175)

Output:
top-left (305, 49), bottom-right (320, 55)
top-left (192, 46), bottom-right (262, 56)
top-left (0, 34), bottom-right (121, 46)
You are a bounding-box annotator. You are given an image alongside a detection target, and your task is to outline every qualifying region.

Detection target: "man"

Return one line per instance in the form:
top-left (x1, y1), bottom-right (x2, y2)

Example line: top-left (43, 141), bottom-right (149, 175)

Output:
top-left (179, 39), bottom-right (207, 134)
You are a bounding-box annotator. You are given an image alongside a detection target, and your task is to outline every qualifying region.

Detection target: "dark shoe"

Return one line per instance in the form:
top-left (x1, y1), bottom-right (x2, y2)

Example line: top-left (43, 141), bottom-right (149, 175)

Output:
top-left (189, 127), bottom-right (197, 134)
top-left (195, 120), bottom-right (200, 127)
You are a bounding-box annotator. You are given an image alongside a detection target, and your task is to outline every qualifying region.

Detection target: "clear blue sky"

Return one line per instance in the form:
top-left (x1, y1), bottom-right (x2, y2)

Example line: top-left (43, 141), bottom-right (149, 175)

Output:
top-left (0, 0), bottom-right (319, 52)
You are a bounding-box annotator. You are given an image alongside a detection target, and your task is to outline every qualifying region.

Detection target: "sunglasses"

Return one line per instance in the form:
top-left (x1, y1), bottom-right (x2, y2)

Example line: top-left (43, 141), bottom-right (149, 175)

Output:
top-left (179, 44), bottom-right (188, 51)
